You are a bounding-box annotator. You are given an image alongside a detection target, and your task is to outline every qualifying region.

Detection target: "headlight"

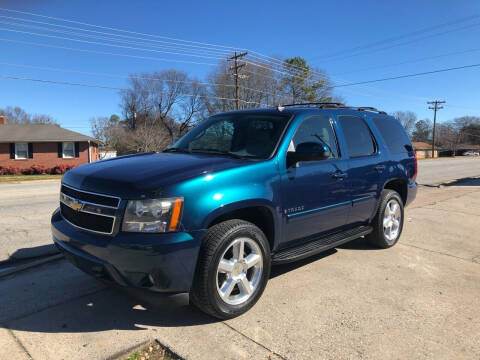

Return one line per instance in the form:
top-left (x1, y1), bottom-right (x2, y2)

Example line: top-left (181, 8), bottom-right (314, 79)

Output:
top-left (122, 197), bottom-right (183, 233)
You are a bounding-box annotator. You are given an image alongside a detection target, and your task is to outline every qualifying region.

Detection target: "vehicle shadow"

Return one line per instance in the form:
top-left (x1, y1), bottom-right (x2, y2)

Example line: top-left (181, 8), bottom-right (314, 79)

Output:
top-left (1, 236), bottom-right (378, 334)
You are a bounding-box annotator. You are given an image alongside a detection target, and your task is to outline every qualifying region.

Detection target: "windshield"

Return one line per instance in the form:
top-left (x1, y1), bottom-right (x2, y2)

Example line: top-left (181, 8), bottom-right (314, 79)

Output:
top-left (167, 113), bottom-right (291, 159)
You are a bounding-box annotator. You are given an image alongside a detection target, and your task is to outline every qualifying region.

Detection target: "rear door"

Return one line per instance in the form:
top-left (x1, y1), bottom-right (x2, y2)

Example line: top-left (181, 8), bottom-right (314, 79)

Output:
top-left (337, 114), bottom-right (382, 226)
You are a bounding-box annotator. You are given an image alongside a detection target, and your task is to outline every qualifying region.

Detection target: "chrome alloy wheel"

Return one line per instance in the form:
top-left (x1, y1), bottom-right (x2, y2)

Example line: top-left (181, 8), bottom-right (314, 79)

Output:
top-left (383, 199), bottom-right (402, 242)
top-left (216, 237), bottom-right (263, 305)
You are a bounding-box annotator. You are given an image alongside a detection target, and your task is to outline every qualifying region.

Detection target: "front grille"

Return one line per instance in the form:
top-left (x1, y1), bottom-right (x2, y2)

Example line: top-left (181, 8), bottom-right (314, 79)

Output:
top-left (61, 185), bottom-right (119, 208)
top-left (60, 203), bottom-right (115, 234)
top-left (60, 185), bottom-right (120, 235)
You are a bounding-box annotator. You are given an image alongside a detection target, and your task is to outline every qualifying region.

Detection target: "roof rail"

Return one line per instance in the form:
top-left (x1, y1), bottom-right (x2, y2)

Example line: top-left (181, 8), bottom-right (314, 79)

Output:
top-left (349, 106), bottom-right (387, 115)
top-left (275, 102), bottom-right (387, 115)
top-left (276, 102), bottom-right (345, 111)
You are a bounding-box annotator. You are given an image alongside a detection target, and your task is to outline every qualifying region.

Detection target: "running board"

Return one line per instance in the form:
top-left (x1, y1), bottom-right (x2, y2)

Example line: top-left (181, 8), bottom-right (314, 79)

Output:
top-left (272, 225), bottom-right (373, 264)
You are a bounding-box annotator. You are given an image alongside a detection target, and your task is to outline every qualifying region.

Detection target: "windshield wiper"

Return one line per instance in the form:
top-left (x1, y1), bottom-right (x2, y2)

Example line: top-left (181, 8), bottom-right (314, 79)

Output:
top-left (190, 148), bottom-right (246, 159)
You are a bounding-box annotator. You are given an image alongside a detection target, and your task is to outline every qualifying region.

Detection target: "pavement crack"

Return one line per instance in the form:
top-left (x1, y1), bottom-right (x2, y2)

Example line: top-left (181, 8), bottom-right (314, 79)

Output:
top-left (5, 326), bottom-right (33, 359)
top-left (221, 321), bottom-right (287, 360)
top-left (399, 243), bottom-right (477, 264)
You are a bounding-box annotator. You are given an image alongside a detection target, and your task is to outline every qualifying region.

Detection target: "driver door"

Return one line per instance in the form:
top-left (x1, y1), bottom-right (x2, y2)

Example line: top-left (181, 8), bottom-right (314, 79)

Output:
top-left (280, 114), bottom-right (350, 248)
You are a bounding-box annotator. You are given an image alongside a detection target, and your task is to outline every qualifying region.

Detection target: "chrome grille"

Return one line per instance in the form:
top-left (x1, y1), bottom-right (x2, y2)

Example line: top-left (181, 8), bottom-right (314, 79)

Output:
top-left (60, 184), bottom-right (121, 235)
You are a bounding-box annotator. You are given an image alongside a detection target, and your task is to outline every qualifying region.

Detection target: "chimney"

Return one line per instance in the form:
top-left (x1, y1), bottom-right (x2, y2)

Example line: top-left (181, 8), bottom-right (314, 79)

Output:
top-left (0, 116), bottom-right (7, 125)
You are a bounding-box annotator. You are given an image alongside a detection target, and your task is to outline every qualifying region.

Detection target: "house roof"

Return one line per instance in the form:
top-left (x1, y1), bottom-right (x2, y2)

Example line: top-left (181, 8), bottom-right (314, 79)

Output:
top-left (0, 124), bottom-right (100, 144)
top-left (412, 141), bottom-right (433, 150)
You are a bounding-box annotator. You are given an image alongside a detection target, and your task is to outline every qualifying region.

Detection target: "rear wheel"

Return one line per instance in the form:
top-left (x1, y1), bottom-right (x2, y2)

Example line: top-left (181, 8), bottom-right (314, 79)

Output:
top-left (190, 219), bottom-right (271, 319)
top-left (366, 190), bottom-right (404, 248)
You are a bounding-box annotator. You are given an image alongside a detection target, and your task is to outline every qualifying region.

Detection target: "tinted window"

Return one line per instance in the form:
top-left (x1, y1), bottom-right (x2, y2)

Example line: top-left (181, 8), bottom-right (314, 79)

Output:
top-left (291, 115), bottom-right (339, 158)
top-left (372, 117), bottom-right (412, 154)
top-left (172, 114), bottom-right (290, 159)
top-left (338, 115), bottom-right (376, 157)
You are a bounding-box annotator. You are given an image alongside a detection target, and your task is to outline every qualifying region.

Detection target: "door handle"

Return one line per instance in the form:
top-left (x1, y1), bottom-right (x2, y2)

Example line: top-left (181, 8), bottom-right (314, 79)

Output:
top-left (331, 171), bottom-right (347, 179)
top-left (374, 164), bottom-right (386, 172)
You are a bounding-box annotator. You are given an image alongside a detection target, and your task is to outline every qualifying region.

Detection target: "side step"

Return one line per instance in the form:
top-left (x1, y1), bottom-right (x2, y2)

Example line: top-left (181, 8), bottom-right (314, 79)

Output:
top-left (272, 225), bottom-right (372, 264)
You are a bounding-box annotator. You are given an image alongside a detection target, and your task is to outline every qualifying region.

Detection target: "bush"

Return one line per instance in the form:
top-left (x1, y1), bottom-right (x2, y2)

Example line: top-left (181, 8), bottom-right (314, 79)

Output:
top-left (0, 164), bottom-right (76, 175)
top-left (30, 164), bottom-right (48, 175)
top-left (49, 164), bottom-right (76, 174)
top-left (0, 166), bottom-right (21, 175)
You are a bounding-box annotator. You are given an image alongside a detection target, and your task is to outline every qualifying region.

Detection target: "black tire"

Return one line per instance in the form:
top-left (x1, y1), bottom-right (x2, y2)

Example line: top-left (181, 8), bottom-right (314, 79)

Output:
top-left (366, 189), bottom-right (404, 249)
top-left (190, 219), bottom-right (271, 319)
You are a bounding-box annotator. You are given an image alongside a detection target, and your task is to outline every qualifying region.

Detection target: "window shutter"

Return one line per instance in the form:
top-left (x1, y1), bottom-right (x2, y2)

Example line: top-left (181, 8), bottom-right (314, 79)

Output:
top-left (28, 143), bottom-right (33, 158)
top-left (9, 143), bottom-right (15, 159)
top-left (58, 142), bottom-right (63, 158)
top-left (74, 142), bottom-right (80, 158)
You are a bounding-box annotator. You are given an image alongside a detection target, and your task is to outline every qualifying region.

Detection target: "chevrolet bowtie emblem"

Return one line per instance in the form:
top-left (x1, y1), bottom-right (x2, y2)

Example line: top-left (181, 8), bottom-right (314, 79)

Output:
top-left (70, 200), bottom-right (84, 211)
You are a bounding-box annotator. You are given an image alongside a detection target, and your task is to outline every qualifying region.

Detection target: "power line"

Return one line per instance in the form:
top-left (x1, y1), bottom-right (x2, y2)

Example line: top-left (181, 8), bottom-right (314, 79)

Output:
top-left (0, 7), bottom-right (246, 52)
top-left (0, 37), bottom-right (218, 66)
top-left (0, 27), bottom-right (230, 60)
top-left (0, 61), bottom-right (280, 97)
top-left (0, 8), bottom-right (330, 82)
top-left (0, 74), bottom-right (267, 106)
top-left (0, 14), bottom-right (236, 56)
top-left (331, 47), bottom-right (480, 76)
top-left (310, 14), bottom-right (480, 62)
top-left (329, 63), bottom-right (480, 89)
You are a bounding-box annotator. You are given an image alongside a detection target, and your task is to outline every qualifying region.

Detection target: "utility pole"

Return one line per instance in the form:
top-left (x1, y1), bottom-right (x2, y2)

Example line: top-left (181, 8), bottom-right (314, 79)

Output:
top-left (227, 51), bottom-right (248, 110)
top-left (427, 100), bottom-right (445, 158)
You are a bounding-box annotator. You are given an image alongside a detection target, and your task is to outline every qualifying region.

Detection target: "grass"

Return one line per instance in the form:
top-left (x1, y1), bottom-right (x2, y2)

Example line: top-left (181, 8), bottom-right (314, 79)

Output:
top-left (0, 174), bottom-right (63, 183)
top-left (122, 340), bottom-right (179, 360)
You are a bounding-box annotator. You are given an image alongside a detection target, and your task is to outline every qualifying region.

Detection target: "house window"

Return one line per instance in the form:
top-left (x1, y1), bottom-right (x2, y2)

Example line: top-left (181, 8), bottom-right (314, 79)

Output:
top-left (62, 142), bottom-right (75, 158)
top-left (15, 143), bottom-right (29, 159)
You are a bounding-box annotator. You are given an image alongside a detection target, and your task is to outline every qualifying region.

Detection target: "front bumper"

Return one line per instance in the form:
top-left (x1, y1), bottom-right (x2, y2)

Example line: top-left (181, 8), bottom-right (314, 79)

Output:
top-left (51, 209), bottom-right (202, 293)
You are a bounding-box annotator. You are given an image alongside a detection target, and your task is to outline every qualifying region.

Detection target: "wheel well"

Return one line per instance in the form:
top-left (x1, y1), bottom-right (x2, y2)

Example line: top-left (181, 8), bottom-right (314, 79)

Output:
top-left (384, 179), bottom-right (407, 205)
top-left (209, 206), bottom-right (275, 250)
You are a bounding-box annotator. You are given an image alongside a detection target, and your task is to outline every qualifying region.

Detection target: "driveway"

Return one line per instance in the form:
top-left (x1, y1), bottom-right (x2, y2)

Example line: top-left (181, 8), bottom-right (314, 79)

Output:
top-left (0, 168), bottom-right (479, 359)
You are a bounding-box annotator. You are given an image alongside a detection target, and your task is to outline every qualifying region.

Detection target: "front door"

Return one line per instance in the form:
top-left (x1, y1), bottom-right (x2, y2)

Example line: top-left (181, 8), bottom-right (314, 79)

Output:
top-left (280, 114), bottom-right (350, 248)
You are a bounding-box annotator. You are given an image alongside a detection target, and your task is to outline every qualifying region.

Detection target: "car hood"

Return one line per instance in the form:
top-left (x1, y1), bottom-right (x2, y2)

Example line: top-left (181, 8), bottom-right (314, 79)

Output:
top-left (62, 152), bottom-right (251, 198)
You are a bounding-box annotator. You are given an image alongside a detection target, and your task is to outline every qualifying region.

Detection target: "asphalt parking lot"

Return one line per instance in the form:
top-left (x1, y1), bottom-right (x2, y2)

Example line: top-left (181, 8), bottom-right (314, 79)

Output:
top-left (0, 158), bottom-right (479, 359)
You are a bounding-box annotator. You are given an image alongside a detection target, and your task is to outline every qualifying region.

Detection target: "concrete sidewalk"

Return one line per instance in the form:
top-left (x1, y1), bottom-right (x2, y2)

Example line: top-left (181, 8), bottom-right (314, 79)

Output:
top-left (0, 180), bottom-right (479, 359)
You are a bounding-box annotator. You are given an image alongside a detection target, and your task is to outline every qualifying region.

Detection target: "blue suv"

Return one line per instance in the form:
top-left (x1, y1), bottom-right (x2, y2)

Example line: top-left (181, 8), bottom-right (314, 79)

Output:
top-left (51, 103), bottom-right (417, 319)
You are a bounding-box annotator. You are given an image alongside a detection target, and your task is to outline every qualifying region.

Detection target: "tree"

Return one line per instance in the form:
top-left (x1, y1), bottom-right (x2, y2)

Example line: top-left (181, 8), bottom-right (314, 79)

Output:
top-left (0, 106), bottom-right (56, 124)
top-left (436, 121), bottom-right (463, 155)
top-left (117, 70), bottom-right (205, 153)
top-left (202, 56), bottom-right (337, 115)
top-left (281, 57), bottom-right (333, 103)
top-left (412, 119), bottom-right (432, 142)
top-left (390, 111), bottom-right (416, 136)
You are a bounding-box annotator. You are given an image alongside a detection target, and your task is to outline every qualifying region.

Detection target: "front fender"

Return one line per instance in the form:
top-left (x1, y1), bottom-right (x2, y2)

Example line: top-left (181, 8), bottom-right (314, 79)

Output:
top-left (171, 160), bottom-right (281, 234)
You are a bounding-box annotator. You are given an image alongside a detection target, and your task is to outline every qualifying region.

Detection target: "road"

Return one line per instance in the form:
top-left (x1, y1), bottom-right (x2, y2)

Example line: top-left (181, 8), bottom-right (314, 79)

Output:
top-left (0, 157), bottom-right (479, 359)
top-left (416, 157), bottom-right (480, 185)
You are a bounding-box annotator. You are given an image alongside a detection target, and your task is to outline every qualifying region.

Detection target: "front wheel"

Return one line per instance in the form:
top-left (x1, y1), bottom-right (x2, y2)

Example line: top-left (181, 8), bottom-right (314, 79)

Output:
top-left (190, 219), bottom-right (271, 319)
top-left (366, 189), bottom-right (404, 248)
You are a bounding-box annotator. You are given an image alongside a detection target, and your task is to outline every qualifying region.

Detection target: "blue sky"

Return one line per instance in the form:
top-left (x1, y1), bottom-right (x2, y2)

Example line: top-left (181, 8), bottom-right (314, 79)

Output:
top-left (1, 0), bottom-right (480, 134)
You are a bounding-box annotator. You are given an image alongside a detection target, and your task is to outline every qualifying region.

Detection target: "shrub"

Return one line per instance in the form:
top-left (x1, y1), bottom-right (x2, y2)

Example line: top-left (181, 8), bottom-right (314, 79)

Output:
top-left (50, 164), bottom-right (76, 174)
top-left (30, 164), bottom-right (48, 175)
top-left (0, 166), bottom-right (21, 175)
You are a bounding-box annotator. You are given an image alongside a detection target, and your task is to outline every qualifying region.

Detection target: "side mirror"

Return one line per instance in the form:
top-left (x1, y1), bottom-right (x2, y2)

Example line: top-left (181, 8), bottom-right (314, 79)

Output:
top-left (287, 142), bottom-right (330, 166)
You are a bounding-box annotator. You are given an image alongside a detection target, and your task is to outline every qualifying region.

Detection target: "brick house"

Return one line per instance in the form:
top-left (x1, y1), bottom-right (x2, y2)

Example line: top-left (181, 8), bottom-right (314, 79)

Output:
top-left (0, 116), bottom-right (100, 170)
top-left (412, 141), bottom-right (438, 159)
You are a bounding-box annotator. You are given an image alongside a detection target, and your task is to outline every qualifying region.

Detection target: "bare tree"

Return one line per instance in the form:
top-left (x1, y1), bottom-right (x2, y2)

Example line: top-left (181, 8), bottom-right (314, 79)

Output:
top-left (0, 106), bottom-right (56, 124)
top-left (391, 111), bottom-right (417, 136)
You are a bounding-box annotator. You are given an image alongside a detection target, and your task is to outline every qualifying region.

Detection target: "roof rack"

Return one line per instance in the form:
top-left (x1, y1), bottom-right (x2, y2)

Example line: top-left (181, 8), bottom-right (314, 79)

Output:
top-left (277, 102), bottom-right (345, 110)
top-left (276, 102), bottom-right (386, 115)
